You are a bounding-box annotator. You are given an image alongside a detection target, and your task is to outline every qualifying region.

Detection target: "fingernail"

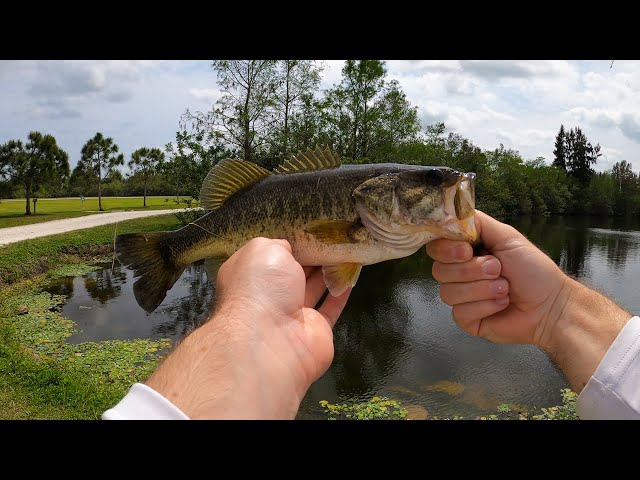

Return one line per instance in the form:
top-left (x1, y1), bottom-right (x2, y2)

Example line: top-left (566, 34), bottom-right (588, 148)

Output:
top-left (496, 296), bottom-right (509, 306)
top-left (490, 279), bottom-right (508, 295)
top-left (482, 258), bottom-right (500, 276)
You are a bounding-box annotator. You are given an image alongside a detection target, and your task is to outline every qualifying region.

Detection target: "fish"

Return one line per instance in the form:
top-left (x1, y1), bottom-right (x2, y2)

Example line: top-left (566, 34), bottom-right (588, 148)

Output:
top-left (116, 146), bottom-right (479, 313)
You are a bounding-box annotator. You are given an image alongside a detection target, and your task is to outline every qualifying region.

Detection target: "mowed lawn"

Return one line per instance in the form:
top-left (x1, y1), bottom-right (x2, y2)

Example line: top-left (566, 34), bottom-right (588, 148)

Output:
top-left (0, 196), bottom-right (193, 229)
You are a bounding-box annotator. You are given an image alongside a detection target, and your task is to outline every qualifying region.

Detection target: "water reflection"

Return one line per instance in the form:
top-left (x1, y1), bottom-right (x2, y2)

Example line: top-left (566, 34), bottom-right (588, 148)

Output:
top-left (84, 268), bottom-right (127, 303)
top-left (47, 215), bottom-right (640, 418)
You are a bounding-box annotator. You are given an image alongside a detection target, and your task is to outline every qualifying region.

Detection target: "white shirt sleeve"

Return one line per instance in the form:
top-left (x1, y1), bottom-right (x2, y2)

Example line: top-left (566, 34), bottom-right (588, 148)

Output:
top-left (577, 315), bottom-right (640, 420)
top-left (102, 383), bottom-right (190, 420)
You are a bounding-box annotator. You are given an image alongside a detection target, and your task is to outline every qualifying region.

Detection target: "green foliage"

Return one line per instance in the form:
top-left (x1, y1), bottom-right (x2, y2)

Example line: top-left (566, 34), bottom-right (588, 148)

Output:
top-left (526, 389), bottom-right (579, 420)
top-left (321, 60), bottom-right (420, 162)
top-left (0, 274), bottom-right (169, 419)
top-left (78, 132), bottom-right (125, 211)
top-left (183, 60), bottom-right (278, 164)
top-left (564, 126), bottom-right (601, 187)
top-left (0, 131), bottom-right (70, 214)
top-left (128, 147), bottom-right (165, 206)
top-left (319, 396), bottom-right (408, 420)
top-left (171, 199), bottom-right (205, 226)
top-left (162, 130), bottom-right (229, 200)
top-left (267, 60), bottom-right (324, 163)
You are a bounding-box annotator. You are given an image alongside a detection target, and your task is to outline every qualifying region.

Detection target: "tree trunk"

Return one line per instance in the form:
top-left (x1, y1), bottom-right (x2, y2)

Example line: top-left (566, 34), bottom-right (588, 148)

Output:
top-left (144, 176), bottom-right (147, 207)
top-left (283, 61), bottom-right (291, 156)
top-left (25, 184), bottom-right (31, 215)
top-left (98, 167), bottom-right (103, 211)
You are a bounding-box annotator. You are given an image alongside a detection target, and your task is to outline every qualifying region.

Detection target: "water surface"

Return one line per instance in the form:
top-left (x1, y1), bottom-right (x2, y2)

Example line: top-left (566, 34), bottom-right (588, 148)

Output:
top-left (46, 215), bottom-right (640, 418)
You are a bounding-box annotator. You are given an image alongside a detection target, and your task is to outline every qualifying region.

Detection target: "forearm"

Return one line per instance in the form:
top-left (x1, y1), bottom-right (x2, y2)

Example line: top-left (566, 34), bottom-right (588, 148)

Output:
top-left (145, 311), bottom-right (308, 420)
top-left (541, 276), bottom-right (632, 393)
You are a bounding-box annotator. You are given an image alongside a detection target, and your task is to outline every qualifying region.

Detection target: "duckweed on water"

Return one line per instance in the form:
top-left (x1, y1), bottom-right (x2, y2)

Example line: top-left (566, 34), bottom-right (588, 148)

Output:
top-left (0, 269), bottom-right (171, 418)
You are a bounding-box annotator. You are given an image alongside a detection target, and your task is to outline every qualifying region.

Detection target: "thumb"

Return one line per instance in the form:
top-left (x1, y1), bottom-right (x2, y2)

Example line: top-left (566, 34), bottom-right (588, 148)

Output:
top-left (474, 210), bottom-right (524, 252)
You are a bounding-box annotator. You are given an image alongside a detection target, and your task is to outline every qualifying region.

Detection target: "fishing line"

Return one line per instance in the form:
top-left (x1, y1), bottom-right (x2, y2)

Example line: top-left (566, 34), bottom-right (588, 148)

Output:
top-left (111, 222), bottom-right (118, 272)
top-left (187, 222), bottom-right (226, 240)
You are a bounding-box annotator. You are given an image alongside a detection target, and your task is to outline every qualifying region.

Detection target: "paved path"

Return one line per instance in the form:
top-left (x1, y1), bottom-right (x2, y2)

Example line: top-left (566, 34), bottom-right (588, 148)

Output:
top-left (0, 209), bottom-right (181, 246)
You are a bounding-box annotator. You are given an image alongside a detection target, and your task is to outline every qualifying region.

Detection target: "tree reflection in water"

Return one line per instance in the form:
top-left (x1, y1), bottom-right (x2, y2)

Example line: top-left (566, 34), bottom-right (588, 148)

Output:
top-left (329, 253), bottom-right (430, 397)
top-left (153, 260), bottom-right (216, 340)
top-left (83, 267), bottom-right (128, 303)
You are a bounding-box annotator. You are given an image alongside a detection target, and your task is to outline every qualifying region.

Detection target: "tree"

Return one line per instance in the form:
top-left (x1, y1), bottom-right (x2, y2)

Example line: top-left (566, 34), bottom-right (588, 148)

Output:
top-left (79, 132), bottom-right (124, 211)
top-left (162, 130), bottom-right (230, 201)
top-left (553, 124), bottom-right (567, 172)
top-left (611, 160), bottom-right (639, 216)
top-left (183, 60), bottom-right (278, 164)
top-left (0, 131), bottom-right (69, 214)
top-left (269, 60), bottom-right (323, 159)
top-left (612, 160), bottom-right (635, 193)
top-left (128, 147), bottom-right (165, 206)
top-left (565, 126), bottom-right (601, 186)
top-left (322, 60), bottom-right (420, 161)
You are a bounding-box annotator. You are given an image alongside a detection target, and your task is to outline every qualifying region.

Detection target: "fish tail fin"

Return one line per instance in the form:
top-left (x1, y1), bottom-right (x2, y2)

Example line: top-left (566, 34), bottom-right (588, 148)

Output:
top-left (115, 232), bottom-right (185, 313)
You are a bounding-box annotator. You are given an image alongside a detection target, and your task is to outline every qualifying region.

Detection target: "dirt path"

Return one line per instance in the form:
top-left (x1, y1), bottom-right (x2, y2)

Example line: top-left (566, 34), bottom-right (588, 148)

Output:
top-left (0, 209), bottom-right (180, 246)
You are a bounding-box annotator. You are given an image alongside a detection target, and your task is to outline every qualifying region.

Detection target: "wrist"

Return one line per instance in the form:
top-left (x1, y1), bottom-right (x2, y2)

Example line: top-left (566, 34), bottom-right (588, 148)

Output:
top-left (538, 276), bottom-right (631, 392)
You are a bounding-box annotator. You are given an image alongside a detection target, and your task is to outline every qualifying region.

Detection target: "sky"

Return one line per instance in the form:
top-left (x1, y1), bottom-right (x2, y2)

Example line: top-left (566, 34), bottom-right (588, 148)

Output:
top-left (1, 60), bottom-right (639, 173)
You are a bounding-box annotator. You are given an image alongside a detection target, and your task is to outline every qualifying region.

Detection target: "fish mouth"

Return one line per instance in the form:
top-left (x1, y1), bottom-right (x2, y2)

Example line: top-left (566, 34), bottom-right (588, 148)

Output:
top-left (449, 172), bottom-right (479, 243)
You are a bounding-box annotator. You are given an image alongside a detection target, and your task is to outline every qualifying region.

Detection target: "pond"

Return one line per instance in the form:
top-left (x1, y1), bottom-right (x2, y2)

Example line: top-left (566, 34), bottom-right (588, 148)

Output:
top-left (45, 215), bottom-right (640, 418)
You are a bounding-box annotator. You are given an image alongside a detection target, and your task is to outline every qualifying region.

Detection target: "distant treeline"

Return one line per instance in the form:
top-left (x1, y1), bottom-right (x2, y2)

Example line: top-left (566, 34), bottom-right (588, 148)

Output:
top-left (2, 60), bottom-right (639, 218)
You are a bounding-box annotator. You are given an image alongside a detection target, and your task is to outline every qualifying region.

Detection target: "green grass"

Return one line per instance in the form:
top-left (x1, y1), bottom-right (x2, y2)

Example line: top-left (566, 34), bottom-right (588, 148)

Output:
top-left (0, 214), bottom-right (182, 286)
top-left (0, 214), bottom-right (181, 419)
top-left (0, 196), bottom-right (193, 228)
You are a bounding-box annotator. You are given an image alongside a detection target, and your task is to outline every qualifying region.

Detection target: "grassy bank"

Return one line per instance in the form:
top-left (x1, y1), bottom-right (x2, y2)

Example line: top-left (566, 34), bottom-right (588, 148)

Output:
top-left (0, 214), bottom-right (181, 419)
top-left (0, 213), bottom-right (577, 420)
top-left (0, 196), bottom-right (192, 229)
top-left (0, 214), bottom-right (181, 286)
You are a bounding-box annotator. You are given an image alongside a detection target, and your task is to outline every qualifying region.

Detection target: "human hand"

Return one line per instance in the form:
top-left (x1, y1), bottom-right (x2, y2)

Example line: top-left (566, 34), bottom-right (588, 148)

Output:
top-left (427, 211), bottom-right (632, 392)
top-left (145, 237), bottom-right (351, 419)
top-left (426, 210), bottom-right (568, 347)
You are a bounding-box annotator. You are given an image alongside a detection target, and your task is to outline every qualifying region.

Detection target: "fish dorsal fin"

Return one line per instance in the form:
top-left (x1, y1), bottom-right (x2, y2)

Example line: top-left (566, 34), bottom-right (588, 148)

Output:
top-left (274, 146), bottom-right (341, 174)
top-left (322, 263), bottom-right (362, 297)
top-left (200, 158), bottom-right (271, 210)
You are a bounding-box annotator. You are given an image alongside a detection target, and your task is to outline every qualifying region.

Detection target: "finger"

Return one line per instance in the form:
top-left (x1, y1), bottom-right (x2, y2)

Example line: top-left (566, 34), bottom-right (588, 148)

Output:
top-left (451, 298), bottom-right (510, 336)
top-left (432, 255), bottom-right (502, 283)
top-left (304, 268), bottom-right (327, 308)
top-left (440, 278), bottom-right (509, 306)
top-left (318, 288), bottom-right (352, 329)
top-left (474, 211), bottom-right (524, 251)
top-left (426, 239), bottom-right (473, 263)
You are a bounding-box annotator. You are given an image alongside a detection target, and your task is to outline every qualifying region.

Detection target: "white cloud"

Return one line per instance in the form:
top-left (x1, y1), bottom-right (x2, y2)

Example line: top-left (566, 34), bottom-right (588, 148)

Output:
top-left (189, 88), bottom-right (221, 103)
top-left (493, 128), bottom-right (556, 148)
top-left (2, 60), bottom-right (640, 175)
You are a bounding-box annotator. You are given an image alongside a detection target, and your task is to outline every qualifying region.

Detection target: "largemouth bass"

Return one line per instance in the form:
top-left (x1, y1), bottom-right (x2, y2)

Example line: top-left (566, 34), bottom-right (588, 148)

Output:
top-left (116, 146), bottom-right (478, 312)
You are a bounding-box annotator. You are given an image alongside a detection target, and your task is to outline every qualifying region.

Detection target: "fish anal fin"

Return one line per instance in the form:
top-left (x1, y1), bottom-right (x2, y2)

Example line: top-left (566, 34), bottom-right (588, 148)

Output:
top-left (274, 145), bottom-right (341, 174)
top-left (322, 263), bottom-right (362, 297)
top-left (306, 219), bottom-right (364, 245)
top-left (200, 158), bottom-right (271, 210)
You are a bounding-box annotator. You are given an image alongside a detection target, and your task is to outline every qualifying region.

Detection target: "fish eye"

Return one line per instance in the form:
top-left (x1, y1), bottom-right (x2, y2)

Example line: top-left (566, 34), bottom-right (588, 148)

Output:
top-left (424, 169), bottom-right (444, 186)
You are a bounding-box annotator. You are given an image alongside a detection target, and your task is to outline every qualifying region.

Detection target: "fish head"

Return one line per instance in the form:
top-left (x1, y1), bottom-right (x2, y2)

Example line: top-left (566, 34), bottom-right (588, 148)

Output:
top-left (353, 167), bottom-right (478, 244)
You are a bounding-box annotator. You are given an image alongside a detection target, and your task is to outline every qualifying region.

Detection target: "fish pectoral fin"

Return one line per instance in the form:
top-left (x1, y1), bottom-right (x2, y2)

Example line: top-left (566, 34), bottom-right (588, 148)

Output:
top-left (306, 219), bottom-right (363, 245)
top-left (322, 263), bottom-right (362, 297)
top-left (200, 158), bottom-right (271, 210)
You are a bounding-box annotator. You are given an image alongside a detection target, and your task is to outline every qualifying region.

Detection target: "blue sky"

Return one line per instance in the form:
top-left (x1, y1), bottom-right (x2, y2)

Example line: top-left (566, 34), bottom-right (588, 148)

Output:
top-left (1, 60), bottom-right (637, 173)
